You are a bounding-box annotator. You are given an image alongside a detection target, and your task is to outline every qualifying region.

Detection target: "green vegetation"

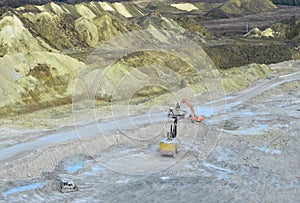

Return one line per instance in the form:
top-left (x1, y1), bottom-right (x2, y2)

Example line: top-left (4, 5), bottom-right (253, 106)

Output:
top-left (272, 0), bottom-right (300, 6)
top-left (271, 16), bottom-right (300, 39)
top-left (204, 42), bottom-right (293, 68)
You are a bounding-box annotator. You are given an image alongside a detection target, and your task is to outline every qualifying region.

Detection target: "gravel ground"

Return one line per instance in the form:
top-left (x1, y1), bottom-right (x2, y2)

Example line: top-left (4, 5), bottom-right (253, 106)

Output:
top-left (0, 61), bottom-right (300, 202)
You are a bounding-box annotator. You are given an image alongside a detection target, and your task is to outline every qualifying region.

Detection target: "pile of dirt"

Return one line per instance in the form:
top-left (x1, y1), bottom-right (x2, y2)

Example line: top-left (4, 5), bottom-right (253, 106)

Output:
top-left (14, 2), bottom-right (143, 50)
top-left (193, 2), bottom-right (223, 13)
top-left (30, 12), bottom-right (88, 50)
top-left (244, 16), bottom-right (300, 41)
top-left (0, 0), bottom-right (135, 8)
top-left (137, 11), bottom-right (184, 31)
top-left (239, 16), bottom-right (300, 59)
top-left (270, 16), bottom-right (300, 40)
top-left (145, 1), bottom-right (183, 13)
top-left (173, 16), bottom-right (214, 39)
top-left (243, 27), bottom-right (276, 38)
top-left (0, 11), bottom-right (54, 56)
top-left (205, 0), bottom-right (277, 18)
top-left (170, 3), bottom-right (199, 12)
top-left (144, 1), bottom-right (222, 14)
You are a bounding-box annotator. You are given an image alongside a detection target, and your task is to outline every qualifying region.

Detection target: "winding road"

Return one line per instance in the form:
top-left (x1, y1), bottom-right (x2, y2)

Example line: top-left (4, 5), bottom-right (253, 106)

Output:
top-left (1, 68), bottom-right (300, 162)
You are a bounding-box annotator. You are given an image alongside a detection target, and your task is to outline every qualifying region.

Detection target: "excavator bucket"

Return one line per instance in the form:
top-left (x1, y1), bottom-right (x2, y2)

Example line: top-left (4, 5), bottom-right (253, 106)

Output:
top-left (190, 115), bottom-right (205, 122)
top-left (198, 116), bottom-right (205, 122)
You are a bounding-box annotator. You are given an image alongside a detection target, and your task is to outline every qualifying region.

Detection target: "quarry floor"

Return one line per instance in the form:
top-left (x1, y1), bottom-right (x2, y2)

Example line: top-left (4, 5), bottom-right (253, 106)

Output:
top-left (0, 60), bottom-right (300, 202)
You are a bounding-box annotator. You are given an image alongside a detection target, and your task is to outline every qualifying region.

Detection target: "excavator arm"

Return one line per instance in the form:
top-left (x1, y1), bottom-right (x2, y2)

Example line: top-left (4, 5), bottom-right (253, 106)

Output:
top-left (181, 99), bottom-right (204, 122)
top-left (181, 99), bottom-right (195, 117)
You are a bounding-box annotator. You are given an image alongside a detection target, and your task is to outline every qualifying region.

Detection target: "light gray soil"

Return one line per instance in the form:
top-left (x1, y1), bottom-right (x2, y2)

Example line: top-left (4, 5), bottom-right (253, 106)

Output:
top-left (0, 61), bottom-right (300, 202)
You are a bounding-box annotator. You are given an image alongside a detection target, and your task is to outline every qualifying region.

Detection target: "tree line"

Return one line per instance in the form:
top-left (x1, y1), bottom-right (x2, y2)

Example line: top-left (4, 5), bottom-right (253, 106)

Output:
top-left (272, 0), bottom-right (300, 6)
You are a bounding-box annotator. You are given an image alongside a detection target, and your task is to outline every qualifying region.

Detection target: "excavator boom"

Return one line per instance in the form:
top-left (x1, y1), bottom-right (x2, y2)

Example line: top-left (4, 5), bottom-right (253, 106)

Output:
top-left (181, 99), bottom-right (195, 116)
top-left (181, 99), bottom-right (204, 122)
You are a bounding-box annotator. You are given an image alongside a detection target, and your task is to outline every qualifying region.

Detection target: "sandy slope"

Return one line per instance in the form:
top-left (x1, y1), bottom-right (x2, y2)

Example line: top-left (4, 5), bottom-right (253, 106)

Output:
top-left (0, 60), bottom-right (299, 202)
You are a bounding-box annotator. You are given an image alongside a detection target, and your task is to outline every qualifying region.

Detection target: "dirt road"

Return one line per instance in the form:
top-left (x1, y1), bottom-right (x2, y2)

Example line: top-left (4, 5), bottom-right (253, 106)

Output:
top-left (1, 60), bottom-right (300, 202)
top-left (1, 64), bottom-right (299, 162)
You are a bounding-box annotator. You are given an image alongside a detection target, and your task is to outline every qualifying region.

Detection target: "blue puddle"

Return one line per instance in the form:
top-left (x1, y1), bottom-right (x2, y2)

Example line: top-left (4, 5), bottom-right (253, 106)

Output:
top-left (233, 124), bottom-right (269, 136)
top-left (197, 107), bottom-right (213, 117)
top-left (92, 165), bottom-right (107, 173)
top-left (259, 146), bottom-right (282, 155)
top-left (259, 124), bottom-right (269, 130)
top-left (274, 181), bottom-right (299, 190)
top-left (203, 162), bottom-right (233, 173)
top-left (65, 161), bottom-right (85, 173)
top-left (216, 170), bottom-right (230, 180)
top-left (278, 100), bottom-right (300, 108)
top-left (227, 101), bottom-right (242, 112)
top-left (202, 162), bottom-right (233, 180)
top-left (213, 146), bottom-right (236, 162)
top-left (2, 183), bottom-right (42, 198)
top-left (241, 111), bottom-right (254, 116)
top-left (227, 106), bottom-right (239, 112)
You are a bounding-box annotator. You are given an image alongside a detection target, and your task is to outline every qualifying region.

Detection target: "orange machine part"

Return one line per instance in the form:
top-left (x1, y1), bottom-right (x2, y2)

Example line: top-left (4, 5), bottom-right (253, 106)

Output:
top-left (182, 99), bottom-right (205, 122)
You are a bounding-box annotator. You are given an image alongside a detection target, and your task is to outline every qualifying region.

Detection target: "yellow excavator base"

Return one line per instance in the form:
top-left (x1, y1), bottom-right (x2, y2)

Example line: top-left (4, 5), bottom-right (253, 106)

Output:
top-left (159, 138), bottom-right (179, 156)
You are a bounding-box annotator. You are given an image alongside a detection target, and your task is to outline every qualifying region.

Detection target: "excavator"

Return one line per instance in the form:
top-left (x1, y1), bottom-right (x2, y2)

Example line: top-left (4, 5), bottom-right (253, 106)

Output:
top-left (181, 99), bottom-right (205, 122)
